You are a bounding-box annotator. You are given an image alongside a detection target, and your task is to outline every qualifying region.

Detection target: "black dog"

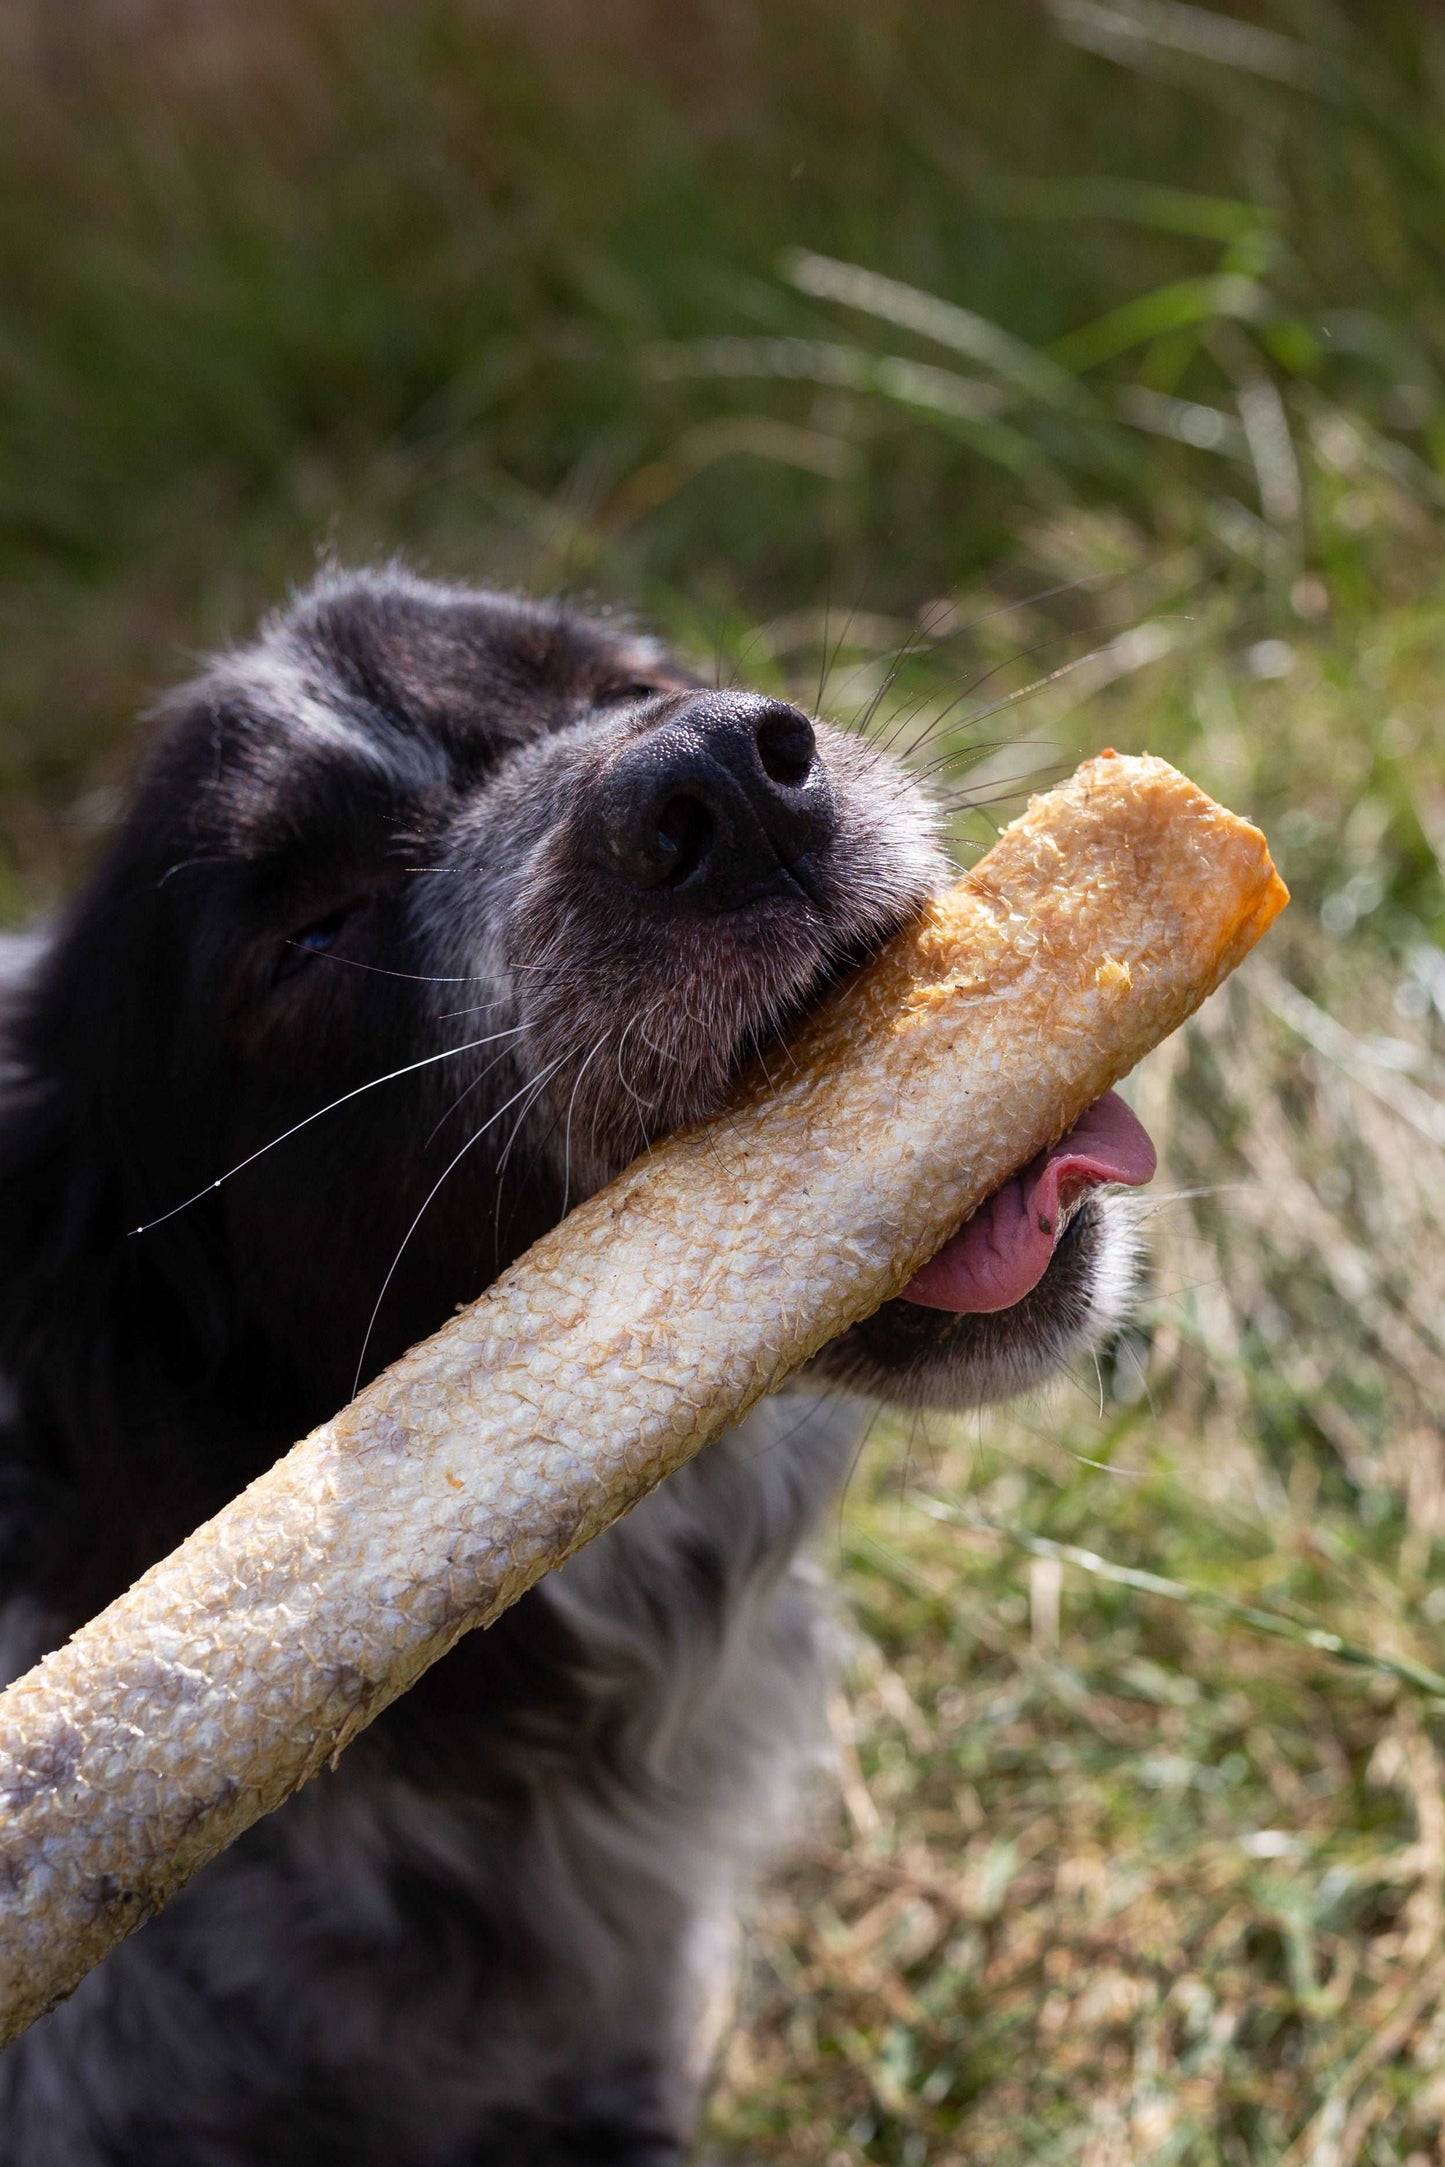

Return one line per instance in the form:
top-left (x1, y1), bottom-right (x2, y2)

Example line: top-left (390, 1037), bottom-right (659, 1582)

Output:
top-left (0, 569), bottom-right (1149, 2165)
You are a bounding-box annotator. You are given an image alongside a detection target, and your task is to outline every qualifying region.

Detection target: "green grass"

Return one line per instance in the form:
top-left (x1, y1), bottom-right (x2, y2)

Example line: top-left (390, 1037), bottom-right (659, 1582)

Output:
top-left (4, 1), bottom-right (1445, 2157)
top-left (703, 610), bottom-right (1445, 2163)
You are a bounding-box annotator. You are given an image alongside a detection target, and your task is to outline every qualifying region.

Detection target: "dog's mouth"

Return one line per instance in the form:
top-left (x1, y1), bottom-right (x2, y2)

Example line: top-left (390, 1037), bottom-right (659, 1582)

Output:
top-left (895, 1091), bottom-right (1156, 1315)
top-left (749, 935), bottom-right (1156, 1318)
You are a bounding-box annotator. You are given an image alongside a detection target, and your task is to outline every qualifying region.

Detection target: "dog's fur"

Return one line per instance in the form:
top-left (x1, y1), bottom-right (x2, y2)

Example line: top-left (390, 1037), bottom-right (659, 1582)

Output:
top-left (0, 570), bottom-right (1139, 2165)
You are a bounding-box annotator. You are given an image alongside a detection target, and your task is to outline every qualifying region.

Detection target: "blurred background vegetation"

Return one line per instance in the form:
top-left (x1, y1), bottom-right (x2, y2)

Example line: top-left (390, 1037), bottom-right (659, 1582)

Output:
top-left (4, 0), bottom-right (1445, 2158)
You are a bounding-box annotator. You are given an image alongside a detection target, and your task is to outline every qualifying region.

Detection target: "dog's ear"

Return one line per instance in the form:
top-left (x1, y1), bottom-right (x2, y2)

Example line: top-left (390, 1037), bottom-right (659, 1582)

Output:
top-left (0, 837), bottom-right (239, 1496)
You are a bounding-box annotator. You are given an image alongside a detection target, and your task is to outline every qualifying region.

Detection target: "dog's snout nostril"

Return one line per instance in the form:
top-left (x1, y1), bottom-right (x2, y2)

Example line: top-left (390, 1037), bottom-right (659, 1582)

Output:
top-left (594, 691), bottom-right (836, 910)
top-left (654, 795), bottom-right (714, 887)
top-left (755, 709), bottom-right (816, 789)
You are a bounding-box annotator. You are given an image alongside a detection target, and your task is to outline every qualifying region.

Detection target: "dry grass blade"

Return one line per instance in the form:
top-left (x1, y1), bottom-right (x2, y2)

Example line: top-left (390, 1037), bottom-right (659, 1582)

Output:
top-left (920, 1495), bottom-right (1445, 1702)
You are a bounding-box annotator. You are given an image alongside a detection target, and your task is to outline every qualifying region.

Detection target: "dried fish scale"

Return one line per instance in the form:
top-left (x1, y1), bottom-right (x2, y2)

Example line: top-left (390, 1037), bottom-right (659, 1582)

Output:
top-left (0, 750), bottom-right (1287, 2041)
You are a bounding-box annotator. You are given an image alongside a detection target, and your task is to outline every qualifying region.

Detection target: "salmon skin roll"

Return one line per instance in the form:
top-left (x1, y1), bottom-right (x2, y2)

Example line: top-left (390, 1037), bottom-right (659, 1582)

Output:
top-left (0, 749), bottom-right (1287, 2042)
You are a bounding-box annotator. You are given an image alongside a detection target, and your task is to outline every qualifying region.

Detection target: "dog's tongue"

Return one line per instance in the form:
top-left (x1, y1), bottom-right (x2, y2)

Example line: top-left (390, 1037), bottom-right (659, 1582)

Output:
top-left (899, 1091), bottom-right (1156, 1314)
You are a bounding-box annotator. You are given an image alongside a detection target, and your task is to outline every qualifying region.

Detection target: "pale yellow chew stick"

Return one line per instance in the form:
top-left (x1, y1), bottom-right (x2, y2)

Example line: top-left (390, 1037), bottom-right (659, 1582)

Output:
top-left (0, 751), bottom-right (1286, 2041)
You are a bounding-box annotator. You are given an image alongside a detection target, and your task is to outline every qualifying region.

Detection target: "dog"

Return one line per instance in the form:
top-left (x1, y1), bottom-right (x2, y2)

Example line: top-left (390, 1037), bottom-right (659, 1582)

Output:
top-left (0, 568), bottom-right (1149, 2164)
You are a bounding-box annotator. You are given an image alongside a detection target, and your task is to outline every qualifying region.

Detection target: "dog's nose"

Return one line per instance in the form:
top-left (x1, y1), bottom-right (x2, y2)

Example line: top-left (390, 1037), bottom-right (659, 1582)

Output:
top-left (594, 693), bottom-right (836, 908)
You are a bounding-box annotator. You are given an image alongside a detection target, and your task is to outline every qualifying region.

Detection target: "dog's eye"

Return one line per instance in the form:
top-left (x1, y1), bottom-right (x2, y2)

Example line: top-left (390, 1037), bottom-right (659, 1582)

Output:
top-left (595, 681), bottom-right (661, 709)
top-left (273, 908), bottom-right (353, 985)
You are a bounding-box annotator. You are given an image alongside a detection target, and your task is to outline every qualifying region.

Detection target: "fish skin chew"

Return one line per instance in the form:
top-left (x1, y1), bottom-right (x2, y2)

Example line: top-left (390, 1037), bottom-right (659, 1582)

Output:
top-left (0, 750), bottom-right (1287, 2041)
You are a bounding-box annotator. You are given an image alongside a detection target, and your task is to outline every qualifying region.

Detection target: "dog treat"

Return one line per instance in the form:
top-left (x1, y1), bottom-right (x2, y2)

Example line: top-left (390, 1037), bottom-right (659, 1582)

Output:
top-left (0, 751), bottom-right (1286, 2040)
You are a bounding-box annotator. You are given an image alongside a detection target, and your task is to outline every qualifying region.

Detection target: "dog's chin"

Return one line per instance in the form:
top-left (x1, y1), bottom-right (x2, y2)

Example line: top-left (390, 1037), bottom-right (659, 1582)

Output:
top-left (807, 1188), bottom-right (1144, 1410)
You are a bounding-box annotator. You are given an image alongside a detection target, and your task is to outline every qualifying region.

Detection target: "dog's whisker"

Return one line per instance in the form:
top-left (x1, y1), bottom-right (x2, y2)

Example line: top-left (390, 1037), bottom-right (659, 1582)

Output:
top-left (913, 746), bottom-right (1064, 795)
top-left (351, 1054), bottom-right (568, 1397)
top-left (890, 626), bottom-right (1092, 770)
top-left (491, 1058), bottom-right (573, 1266)
top-left (559, 1028), bottom-right (613, 1217)
top-left (129, 1026), bottom-right (531, 1235)
top-left (280, 945), bottom-right (496, 985)
top-left (612, 1008), bottom-right (657, 1145)
top-left (910, 732), bottom-right (1055, 798)
top-left (870, 654), bottom-right (981, 759)
top-left (851, 624), bottom-right (937, 745)
top-left (868, 622), bottom-right (1045, 760)
top-left (423, 1043), bottom-right (523, 1151)
top-left (812, 570), bottom-right (839, 716)
top-left (1115, 1332), bottom-right (1159, 1419)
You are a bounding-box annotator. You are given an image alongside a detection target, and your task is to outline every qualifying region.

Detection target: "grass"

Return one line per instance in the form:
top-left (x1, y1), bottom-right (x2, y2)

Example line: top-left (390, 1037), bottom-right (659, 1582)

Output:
top-left (702, 606), bottom-right (1445, 2163)
top-left (3, 0), bottom-right (1445, 2157)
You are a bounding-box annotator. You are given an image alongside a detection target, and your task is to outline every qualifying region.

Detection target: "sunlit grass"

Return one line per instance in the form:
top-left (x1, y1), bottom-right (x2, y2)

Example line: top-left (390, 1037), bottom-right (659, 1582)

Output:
top-left (705, 607), bottom-right (1445, 2164)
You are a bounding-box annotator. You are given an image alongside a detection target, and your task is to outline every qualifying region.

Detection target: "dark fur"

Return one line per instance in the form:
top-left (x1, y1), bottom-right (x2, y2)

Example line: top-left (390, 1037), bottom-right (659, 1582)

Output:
top-left (0, 570), bottom-right (1139, 2164)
